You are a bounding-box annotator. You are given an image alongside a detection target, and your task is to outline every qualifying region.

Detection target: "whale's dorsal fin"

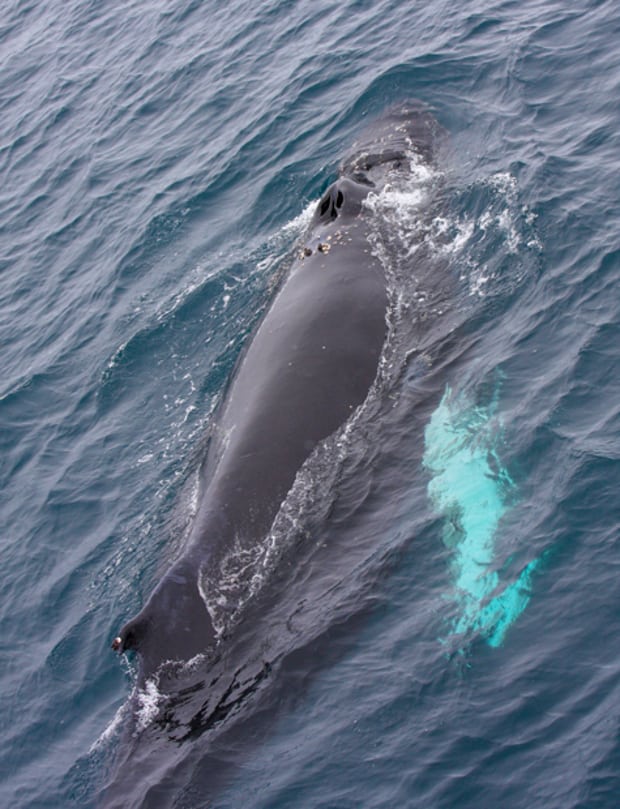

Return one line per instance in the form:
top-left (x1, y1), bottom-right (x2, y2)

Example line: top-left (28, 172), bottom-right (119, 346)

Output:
top-left (113, 560), bottom-right (216, 679)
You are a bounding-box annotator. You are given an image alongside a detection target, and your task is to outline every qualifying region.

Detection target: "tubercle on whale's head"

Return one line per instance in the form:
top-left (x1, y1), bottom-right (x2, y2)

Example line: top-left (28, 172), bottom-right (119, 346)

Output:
top-left (339, 99), bottom-right (445, 185)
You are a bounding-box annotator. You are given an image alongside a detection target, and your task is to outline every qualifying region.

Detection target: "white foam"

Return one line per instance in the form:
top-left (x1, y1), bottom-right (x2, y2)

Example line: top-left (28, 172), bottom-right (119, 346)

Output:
top-left (281, 200), bottom-right (317, 236)
top-left (89, 701), bottom-right (128, 753)
top-left (134, 677), bottom-right (166, 734)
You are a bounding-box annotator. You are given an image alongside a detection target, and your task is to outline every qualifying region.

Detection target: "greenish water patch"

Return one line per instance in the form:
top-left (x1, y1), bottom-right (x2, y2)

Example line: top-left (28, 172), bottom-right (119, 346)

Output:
top-left (424, 384), bottom-right (542, 648)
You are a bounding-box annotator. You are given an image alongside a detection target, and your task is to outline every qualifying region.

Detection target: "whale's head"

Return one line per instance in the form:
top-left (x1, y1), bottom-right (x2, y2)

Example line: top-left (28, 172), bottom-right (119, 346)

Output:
top-left (340, 100), bottom-right (444, 188)
top-left (312, 102), bottom-right (444, 228)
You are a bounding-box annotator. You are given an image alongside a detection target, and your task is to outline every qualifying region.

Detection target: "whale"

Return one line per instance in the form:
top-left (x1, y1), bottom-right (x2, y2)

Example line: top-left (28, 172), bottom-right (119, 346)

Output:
top-left (112, 101), bottom-right (445, 681)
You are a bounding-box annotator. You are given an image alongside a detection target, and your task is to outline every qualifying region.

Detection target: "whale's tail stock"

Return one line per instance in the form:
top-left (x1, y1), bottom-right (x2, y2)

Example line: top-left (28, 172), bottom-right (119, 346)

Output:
top-left (112, 557), bottom-right (217, 679)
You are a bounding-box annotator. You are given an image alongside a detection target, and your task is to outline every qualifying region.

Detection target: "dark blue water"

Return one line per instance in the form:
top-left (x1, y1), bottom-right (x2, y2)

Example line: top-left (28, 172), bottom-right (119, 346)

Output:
top-left (2, 0), bottom-right (620, 806)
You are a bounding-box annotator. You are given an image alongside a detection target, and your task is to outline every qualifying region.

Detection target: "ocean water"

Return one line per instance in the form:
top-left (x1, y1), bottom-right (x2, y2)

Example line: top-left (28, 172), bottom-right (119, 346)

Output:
top-left (1, 0), bottom-right (620, 806)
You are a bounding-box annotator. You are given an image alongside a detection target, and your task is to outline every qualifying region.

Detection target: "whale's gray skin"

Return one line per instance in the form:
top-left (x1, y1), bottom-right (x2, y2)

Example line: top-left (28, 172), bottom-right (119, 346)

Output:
top-left (113, 101), bottom-right (444, 680)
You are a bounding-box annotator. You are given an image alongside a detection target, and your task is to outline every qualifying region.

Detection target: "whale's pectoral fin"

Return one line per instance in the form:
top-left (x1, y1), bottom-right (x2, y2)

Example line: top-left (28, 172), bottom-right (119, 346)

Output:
top-left (112, 561), bottom-right (216, 676)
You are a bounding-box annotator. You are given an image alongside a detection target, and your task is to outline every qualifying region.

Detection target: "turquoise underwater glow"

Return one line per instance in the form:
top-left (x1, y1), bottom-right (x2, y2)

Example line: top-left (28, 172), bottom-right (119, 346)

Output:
top-left (424, 385), bottom-right (543, 648)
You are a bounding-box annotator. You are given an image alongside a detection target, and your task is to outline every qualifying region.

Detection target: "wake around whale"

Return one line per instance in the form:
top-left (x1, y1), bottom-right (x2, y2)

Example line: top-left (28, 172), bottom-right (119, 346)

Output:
top-left (112, 101), bottom-right (445, 681)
